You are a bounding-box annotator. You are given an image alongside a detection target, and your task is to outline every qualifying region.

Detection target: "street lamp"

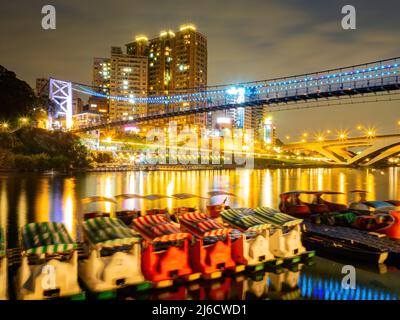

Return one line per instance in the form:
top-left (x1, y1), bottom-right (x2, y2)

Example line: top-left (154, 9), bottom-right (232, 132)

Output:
top-left (363, 126), bottom-right (377, 138)
top-left (19, 117), bottom-right (29, 125)
top-left (338, 131), bottom-right (348, 141)
top-left (366, 130), bottom-right (376, 138)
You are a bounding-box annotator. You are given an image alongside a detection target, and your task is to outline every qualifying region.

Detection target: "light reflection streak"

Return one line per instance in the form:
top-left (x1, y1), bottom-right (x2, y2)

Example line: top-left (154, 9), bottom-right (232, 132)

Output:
top-left (0, 180), bottom-right (8, 241)
top-left (63, 179), bottom-right (75, 238)
top-left (17, 181), bottom-right (27, 229)
top-left (35, 179), bottom-right (50, 222)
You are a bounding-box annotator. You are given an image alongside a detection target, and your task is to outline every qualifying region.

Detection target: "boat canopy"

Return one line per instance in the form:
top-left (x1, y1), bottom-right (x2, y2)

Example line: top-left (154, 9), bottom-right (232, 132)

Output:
top-left (0, 227), bottom-right (5, 257)
top-left (220, 208), bottom-right (271, 231)
top-left (362, 201), bottom-right (396, 209)
top-left (171, 193), bottom-right (209, 200)
top-left (133, 215), bottom-right (191, 243)
top-left (22, 222), bottom-right (77, 255)
top-left (254, 207), bottom-right (303, 227)
top-left (81, 196), bottom-right (116, 204)
top-left (83, 217), bottom-right (140, 248)
top-left (281, 190), bottom-right (316, 195)
top-left (179, 212), bottom-right (241, 240)
top-left (208, 190), bottom-right (237, 197)
top-left (143, 194), bottom-right (173, 200)
top-left (115, 193), bottom-right (145, 199)
top-left (315, 191), bottom-right (344, 195)
top-left (116, 193), bottom-right (210, 200)
top-left (349, 190), bottom-right (369, 193)
top-left (115, 193), bottom-right (173, 201)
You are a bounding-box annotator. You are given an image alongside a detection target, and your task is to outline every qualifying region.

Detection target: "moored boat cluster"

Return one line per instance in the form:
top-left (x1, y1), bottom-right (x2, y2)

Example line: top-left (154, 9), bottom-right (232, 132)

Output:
top-left (1, 189), bottom-right (400, 300)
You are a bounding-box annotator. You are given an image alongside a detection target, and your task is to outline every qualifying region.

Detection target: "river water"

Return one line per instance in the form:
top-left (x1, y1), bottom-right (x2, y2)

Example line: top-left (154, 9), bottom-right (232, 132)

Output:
top-left (1, 167), bottom-right (400, 300)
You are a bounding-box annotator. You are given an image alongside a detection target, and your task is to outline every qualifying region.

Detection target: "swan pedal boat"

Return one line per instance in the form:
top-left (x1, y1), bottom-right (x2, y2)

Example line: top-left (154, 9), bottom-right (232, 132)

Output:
top-left (15, 222), bottom-right (83, 300)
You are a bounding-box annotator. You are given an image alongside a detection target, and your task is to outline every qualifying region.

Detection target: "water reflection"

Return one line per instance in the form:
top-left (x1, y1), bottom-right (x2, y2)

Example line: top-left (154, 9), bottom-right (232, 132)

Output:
top-left (1, 168), bottom-right (400, 300)
top-left (114, 257), bottom-right (399, 300)
top-left (1, 168), bottom-right (400, 246)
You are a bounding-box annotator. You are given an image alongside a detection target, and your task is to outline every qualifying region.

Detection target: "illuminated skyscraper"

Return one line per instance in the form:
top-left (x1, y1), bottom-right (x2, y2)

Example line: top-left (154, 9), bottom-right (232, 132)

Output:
top-left (91, 58), bottom-right (111, 116)
top-left (126, 35), bottom-right (149, 57)
top-left (146, 24), bottom-right (208, 127)
top-left (109, 46), bottom-right (148, 121)
top-left (92, 57), bottom-right (111, 93)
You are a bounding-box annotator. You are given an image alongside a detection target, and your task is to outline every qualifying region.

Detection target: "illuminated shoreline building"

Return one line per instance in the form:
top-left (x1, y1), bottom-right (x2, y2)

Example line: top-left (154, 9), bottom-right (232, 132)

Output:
top-left (262, 116), bottom-right (277, 146)
top-left (91, 58), bottom-right (111, 116)
top-left (109, 46), bottom-right (148, 121)
top-left (144, 23), bottom-right (208, 128)
top-left (92, 57), bottom-right (111, 94)
top-left (94, 24), bottom-right (207, 126)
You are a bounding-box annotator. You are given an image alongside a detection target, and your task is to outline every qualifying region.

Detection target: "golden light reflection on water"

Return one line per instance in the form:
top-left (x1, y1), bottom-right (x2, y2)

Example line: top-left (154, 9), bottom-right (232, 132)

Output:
top-left (35, 179), bottom-right (50, 222)
top-left (0, 180), bottom-right (7, 238)
top-left (17, 184), bottom-right (27, 230)
top-left (2, 168), bottom-right (400, 246)
top-left (63, 178), bottom-right (75, 238)
top-left (389, 167), bottom-right (399, 200)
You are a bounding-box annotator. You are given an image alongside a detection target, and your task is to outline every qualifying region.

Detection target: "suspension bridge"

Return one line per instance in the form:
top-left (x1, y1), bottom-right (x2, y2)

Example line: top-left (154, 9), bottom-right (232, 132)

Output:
top-left (47, 56), bottom-right (400, 133)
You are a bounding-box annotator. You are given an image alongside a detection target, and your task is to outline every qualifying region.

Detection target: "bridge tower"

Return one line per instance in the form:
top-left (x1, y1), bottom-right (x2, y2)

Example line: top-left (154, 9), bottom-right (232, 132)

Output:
top-left (48, 78), bottom-right (73, 130)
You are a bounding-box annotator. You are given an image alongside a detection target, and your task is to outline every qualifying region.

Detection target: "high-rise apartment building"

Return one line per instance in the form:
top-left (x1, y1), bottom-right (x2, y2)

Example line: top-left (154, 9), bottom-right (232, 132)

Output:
top-left (126, 35), bottom-right (149, 57)
top-left (143, 24), bottom-right (207, 127)
top-left (91, 58), bottom-right (110, 115)
top-left (94, 23), bottom-right (207, 126)
top-left (109, 46), bottom-right (148, 121)
top-left (92, 57), bottom-right (111, 93)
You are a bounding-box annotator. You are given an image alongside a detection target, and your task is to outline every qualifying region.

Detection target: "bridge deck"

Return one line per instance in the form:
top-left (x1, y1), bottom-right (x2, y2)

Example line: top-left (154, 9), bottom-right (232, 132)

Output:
top-left (65, 57), bottom-right (400, 132)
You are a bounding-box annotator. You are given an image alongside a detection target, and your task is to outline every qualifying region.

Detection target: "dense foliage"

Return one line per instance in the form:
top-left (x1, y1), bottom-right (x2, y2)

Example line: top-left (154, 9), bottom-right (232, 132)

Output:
top-left (0, 65), bottom-right (38, 119)
top-left (0, 127), bottom-right (89, 171)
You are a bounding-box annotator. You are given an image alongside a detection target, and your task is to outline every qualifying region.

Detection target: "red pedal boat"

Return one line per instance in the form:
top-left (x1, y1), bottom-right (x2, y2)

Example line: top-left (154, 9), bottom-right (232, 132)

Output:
top-left (178, 212), bottom-right (241, 279)
top-left (279, 191), bottom-right (313, 217)
top-left (132, 214), bottom-right (200, 287)
top-left (206, 190), bottom-right (237, 218)
top-left (311, 191), bottom-right (348, 212)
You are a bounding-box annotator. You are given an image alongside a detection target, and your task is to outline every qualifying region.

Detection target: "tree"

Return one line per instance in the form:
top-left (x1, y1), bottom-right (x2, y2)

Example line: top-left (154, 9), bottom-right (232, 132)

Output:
top-left (0, 65), bottom-right (38, 119)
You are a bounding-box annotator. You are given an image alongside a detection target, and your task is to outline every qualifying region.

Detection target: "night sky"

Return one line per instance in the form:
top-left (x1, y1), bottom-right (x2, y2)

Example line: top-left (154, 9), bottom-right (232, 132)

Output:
top-left (1, 0), bottom-right (400, 138)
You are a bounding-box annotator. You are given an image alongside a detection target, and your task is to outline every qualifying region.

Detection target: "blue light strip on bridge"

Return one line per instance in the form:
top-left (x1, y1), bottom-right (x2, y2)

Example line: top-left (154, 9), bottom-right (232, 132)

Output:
top-left (72, 62), bottom-right (399, 105)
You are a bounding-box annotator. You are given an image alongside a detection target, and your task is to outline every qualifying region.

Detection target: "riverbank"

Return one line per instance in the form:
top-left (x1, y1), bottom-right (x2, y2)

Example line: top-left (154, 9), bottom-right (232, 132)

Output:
top-left (1, 162), bottom-right (398, 174)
